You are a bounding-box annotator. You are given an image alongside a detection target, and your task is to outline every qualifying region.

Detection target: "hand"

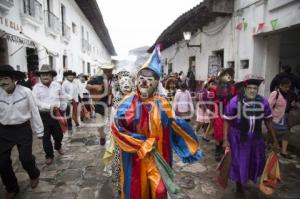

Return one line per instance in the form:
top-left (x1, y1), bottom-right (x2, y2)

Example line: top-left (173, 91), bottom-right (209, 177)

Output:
top-left (37, 135), bottom-right (43, 140)
top-left (223, 139), bottom-right (230, 149)
top-left (272, 141), bottom-right (280, 153)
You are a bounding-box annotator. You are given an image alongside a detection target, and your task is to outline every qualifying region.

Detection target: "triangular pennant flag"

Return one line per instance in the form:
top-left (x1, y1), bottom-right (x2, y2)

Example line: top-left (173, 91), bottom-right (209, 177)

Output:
top-left (236, 22), bottom-right (242, 31)
top-left (243, 21), bottom-right (248, 31)
top-left (257, 22), bottom-right (265, 32)
top-left (271, 19), bottom-right (278, 30)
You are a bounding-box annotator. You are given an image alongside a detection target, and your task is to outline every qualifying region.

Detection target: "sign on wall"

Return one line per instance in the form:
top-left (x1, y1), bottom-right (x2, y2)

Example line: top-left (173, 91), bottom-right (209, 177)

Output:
top-left (208, 55), bottom-right (222, 77)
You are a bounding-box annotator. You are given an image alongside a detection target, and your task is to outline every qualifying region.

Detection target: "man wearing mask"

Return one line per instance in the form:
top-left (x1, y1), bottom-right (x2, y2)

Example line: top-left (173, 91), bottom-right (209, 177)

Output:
top-left (32, 65), bottom-right (67, 165)
top-left (111, 48), bottom-right (202, 199)
top-left (0, 65), bottom-right (43, 198)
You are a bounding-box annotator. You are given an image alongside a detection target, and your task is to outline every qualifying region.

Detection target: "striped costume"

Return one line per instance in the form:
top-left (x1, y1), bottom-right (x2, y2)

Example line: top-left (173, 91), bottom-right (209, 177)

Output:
top-left (112, 93), bottom-right (202, 199)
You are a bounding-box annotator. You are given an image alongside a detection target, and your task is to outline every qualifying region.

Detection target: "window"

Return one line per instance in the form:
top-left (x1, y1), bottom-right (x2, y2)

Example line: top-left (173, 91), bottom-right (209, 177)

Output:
top-left (81, 26), bottom-right (84, 39)
top-left (61, 4), bottom-right (66, 36)
top-left (87, 62), bottom-right (90, 74)
top-left (47, 0), bottom-right (52, 11)
top-left (227, 61), bottom-right (235, 69)
top-left (240, 59), bottom-right (249, 69)
top-left (63, 55), bottom-right (68, 70)
top-left (86, 31), bottom-right (89, 42)
top-left (72, 23), bottom-right (77, 34)
top-left (49, 55), bottom-right (54, 69)
top-left (82, 61), bottom-right (85, 73)
top-left (189, 56), bottom-right (196, 73)
top-left (23, 0), bottom-right (34, 16)
top-left (168, 63), bottom-right (173, 74)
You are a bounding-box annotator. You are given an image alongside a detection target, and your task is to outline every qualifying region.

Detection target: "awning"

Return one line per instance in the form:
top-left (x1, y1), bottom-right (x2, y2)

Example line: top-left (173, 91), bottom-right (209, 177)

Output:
top-left (0, 30), bottom-right (35, 48)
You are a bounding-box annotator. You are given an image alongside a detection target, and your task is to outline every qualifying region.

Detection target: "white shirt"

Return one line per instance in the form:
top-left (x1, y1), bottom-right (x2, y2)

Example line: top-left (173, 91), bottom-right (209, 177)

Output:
top-left (62, 80), bottom-right (79, 102)
top-left (0, 85), bottom-right (44, 136)
top-left (173, 89), bottom-right (194, 113)
top-left (78, 81), bottom-right (89, 98)
top-left (32, 81), bottom-right (68, 111)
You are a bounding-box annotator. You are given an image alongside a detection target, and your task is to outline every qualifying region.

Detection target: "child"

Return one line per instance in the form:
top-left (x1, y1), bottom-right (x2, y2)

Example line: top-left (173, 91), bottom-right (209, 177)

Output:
top-left (195, 78), bottom-right (215, 141)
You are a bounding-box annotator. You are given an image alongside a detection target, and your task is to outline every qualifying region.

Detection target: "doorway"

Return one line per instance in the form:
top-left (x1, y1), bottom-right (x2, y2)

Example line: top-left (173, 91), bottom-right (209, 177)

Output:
top-left (26, 47), bottom-right (38, 72)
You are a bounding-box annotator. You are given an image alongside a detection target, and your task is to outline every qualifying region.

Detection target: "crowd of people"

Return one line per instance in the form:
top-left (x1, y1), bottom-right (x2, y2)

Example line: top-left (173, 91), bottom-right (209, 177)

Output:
top-left (0, 49), bottom-right (300, 198)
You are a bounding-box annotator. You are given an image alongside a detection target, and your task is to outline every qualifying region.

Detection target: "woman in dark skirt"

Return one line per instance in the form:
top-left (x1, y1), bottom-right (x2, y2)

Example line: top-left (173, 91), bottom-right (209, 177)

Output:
top-left (223, 74), bottom-right (280, 198)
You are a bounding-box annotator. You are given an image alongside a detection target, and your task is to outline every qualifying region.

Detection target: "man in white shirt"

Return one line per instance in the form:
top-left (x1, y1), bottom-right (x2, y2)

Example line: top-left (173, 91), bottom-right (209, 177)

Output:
top-left (32, 65), bottom-right (67, 165)
top-left (0, 65), bottom-right (43, 198)
top-left (62, 70), bottom-right (79, 132)
top-left (77, 73), bottom-right (91, 121)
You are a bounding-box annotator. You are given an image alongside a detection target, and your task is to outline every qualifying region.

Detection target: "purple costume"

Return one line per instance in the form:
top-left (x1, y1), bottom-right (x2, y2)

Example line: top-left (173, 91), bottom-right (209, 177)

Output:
top-left (224, 96), bottom-right (273, 184)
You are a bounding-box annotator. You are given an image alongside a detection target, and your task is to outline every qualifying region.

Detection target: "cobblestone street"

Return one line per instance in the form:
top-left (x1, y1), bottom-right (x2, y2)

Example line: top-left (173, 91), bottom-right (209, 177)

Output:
top-left (0, 118), bottom-right (300, 199)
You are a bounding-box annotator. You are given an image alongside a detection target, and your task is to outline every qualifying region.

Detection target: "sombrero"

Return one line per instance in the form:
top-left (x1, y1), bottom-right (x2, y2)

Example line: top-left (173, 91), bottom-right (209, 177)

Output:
top-left (63, 70), bottom-right (76, 77)
top-left (0, 64), bottom-right (25, 80)
top-left (35, 64), bottom-right (57, 77)
top-left (235, 74), bottom-right (264, 88)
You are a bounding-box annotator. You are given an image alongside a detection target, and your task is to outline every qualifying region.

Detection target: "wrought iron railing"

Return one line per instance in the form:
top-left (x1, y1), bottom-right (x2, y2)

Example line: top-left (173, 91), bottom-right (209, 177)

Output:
top-left (82, 39), bottom-right (91, 53)
top-left (62, 22), bottom-right (71, 40)
top-left (44, 10), bottom-right (60, 34)
top-left (23, 0), bottom-right (42, 22)
top-left (0, 0), bottom-right (14, 7)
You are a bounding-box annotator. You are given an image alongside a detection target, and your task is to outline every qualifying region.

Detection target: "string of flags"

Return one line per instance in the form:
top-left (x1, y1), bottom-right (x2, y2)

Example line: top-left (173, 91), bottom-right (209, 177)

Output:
top-left (236, 18), bottom-right (279, 34)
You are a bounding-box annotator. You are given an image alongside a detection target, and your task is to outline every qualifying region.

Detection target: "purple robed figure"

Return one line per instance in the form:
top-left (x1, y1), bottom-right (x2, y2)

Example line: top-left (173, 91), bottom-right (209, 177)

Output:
top-left (224, 96), bottom-right (272, 184)
top-left (222, 74), bottom-right (280, 197)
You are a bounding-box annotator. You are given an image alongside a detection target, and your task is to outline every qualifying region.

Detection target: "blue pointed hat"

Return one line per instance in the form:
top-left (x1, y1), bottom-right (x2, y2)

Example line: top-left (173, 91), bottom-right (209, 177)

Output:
top-left (139, 47), bottom-right (162, 78)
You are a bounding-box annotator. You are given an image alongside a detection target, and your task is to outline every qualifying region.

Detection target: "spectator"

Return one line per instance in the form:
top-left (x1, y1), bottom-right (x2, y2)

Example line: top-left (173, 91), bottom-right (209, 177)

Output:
top-left (173, 83), bottom-right (194, 122)
top-left (269, 78), bottom-right (297, 159)
top-left (270, 65), bottom-right (300, 92)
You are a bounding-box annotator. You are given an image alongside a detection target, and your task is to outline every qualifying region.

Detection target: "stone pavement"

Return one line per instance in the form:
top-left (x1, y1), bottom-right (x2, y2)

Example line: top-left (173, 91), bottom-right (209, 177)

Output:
top-left (1, 118), bottom-right (300, 199)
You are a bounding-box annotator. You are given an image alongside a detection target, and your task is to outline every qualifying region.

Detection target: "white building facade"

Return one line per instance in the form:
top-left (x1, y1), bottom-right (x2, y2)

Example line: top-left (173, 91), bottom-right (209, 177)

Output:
top-left (0, 0), bottom-right (116, 81)
top-left (151, 0), bottom-right (300, 96)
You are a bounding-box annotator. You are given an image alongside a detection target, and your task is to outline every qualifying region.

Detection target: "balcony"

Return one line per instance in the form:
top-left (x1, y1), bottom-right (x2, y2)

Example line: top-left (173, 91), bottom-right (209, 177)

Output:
top-left (0, 0), bottom-right (14, 15)
top-left (61, 22), bottom-right (71, 43)
top-left (44, 10), bottom-right (60, 37)
top-left (82, 39), bottom-right (91, 54)
top-left (20, 0), bottom-right (43, 28)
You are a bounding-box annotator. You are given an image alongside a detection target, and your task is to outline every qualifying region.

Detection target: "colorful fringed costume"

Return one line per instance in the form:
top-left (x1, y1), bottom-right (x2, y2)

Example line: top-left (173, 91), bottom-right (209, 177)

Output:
top-left (112, 94), bottom-right (202, 199)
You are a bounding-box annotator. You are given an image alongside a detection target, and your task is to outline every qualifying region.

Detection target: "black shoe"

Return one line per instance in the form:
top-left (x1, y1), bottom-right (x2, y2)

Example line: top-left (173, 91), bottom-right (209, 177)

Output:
top-left (280, 153), bottom-right (293, 159)
top-left (100, 138), bottom-right (106, 146)
top-left (5, 188), bottom-right (19, 199)
top-left (202, 136), bottom-right (210, 142)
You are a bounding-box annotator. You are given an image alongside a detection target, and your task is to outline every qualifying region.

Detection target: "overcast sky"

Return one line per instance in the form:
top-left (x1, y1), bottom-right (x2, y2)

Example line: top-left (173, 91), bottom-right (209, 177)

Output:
top-left (97, 0), bottom-right (202, 59)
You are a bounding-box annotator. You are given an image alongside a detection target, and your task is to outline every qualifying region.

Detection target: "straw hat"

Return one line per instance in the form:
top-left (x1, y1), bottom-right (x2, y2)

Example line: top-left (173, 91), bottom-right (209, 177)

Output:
top-left (99, 63), bottom-right (115, 70)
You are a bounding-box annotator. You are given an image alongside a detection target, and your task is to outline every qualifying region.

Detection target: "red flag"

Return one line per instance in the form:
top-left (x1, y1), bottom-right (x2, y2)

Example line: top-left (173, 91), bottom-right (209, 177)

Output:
top-left (53, 109), bottom-right (68, 133)
top-left (236, 22), bottom-right (242, 31)
top-left (257, 22), bottom-right (265, 32)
